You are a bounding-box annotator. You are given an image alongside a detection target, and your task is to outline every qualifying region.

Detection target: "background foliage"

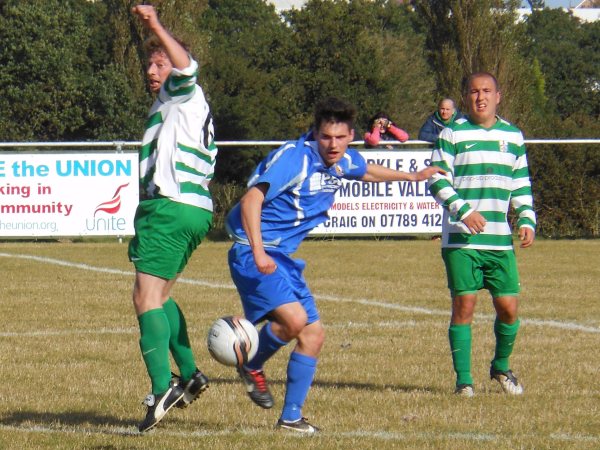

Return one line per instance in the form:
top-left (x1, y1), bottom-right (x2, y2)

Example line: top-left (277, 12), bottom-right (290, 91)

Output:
top-left (0, 0), bottom-right (598, 237)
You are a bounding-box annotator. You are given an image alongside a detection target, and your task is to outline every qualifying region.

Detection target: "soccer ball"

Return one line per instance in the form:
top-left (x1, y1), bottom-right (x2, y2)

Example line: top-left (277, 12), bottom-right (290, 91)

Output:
top-left (207, 316), bottom-right (259, 367)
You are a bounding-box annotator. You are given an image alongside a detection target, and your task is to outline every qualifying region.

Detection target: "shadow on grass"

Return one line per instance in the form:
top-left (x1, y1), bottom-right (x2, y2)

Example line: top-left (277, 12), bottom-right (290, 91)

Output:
top-left (0, 378), bottom-right (438, 434)
top-left (212, 376), bottom-right (439, 394)
top-left (0, 411), bottom-right (138, 436)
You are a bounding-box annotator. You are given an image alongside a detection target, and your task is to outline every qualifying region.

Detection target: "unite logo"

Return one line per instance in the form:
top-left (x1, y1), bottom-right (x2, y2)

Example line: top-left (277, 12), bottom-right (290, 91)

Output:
top-left (85, 183), bottom-right (130, 232)
top-left (94, 183), bottom-right (130, 217)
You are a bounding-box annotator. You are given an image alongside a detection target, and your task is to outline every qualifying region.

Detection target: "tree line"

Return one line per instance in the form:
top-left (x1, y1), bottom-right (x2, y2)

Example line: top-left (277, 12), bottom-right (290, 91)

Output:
top-left (0, 0), bottom-right (598, 237)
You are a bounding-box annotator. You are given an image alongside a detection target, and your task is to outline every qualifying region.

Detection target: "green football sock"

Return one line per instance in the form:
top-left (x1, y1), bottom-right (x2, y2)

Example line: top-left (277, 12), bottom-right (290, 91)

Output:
top-left (163, 298), bottom-right (196, 381)
top-left (491, 318), bottom-right (520, 372)
top-left (138, 308), bottom-right (172, 395)
top-left (449, 323), bottom-right (473, 386)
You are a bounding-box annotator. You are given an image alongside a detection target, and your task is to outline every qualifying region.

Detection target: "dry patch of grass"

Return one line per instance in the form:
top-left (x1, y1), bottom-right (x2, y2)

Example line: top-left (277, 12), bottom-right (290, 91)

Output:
top-left (0, 239), bottom-right (598, 449)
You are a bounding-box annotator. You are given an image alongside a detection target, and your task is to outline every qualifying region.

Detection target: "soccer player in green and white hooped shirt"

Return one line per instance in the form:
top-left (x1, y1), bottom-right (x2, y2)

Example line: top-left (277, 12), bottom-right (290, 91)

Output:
top-left (128, 5), bottom-right (217, 432)
top-left (428, 72), bottom-right (536, 398)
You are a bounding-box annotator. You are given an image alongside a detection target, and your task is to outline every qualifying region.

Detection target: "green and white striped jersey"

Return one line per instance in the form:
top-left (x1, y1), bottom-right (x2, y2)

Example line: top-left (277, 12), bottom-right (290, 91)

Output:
top-left (139, 57), bottom-right (217, 211)
top-left (428, 116), bottom-right (536, 250)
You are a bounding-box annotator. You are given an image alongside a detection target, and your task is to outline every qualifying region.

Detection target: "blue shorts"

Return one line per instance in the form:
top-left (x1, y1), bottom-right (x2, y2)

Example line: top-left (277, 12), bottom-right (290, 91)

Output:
top-left (228, 243), bottom-right (320, 325)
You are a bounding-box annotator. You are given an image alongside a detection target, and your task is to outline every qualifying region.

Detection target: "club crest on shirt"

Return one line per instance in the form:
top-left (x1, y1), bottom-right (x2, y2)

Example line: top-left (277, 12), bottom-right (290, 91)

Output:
top-left (499, 140), bottom-right (508, 153)
top-left (333, 164), bottom-right (344, 176)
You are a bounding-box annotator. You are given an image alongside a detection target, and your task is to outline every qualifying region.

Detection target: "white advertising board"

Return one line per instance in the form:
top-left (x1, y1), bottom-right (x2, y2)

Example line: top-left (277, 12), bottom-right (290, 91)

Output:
top-left (0, 152), bottom-right (139, 237)
top-left (311, 149), bottom-right (443, 235)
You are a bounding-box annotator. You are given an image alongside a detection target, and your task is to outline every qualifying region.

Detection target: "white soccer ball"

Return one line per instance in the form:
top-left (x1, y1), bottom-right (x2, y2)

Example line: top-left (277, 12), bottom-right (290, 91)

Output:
top-left (207, 316), bottom-right (259, 367)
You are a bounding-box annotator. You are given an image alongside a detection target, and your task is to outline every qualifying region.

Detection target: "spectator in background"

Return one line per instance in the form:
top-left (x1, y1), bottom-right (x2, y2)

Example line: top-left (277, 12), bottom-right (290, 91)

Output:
top-left (364, 112), bottom-right (409, 149)
top-left (418, 98), bottom-right (463, 143)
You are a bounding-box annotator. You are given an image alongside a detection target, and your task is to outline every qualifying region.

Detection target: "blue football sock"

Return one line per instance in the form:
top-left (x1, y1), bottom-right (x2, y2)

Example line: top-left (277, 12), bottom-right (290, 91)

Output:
top-left (281, 352), bottom-right (317, 422)
top-left (246, 322), bottom-right (288, 371)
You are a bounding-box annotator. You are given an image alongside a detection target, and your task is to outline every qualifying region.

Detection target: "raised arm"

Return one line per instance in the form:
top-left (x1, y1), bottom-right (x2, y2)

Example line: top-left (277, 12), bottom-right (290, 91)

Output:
top-left (132, 4), bottom-right (190, 70)
top-left (362, 164), bottom-right (445, 183)
top-left (364, 127), bottom-right (382, 147)
top-left (386, 124), bottom-right (409, 142)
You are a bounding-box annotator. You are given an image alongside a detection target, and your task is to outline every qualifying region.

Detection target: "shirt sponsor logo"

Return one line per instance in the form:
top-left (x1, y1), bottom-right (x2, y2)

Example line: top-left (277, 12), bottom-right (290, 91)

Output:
top-left (308, 172), bottom-right (342, 194)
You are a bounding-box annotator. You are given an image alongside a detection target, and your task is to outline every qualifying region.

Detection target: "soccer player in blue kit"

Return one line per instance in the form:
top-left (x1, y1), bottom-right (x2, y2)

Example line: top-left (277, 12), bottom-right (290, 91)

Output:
top-left (226, 97), bottom-right (445, 433)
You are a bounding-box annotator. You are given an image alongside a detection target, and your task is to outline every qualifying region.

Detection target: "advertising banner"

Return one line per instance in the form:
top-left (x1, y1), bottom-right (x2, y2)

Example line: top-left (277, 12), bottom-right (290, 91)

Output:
top-left (311, 149), bottom-right (442, 235)
top-left (0, 152), bottom-right (139, 237)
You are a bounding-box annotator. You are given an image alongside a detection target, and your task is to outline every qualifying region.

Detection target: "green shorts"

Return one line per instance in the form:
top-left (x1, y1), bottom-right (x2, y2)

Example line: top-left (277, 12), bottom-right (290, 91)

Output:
top-left (128, 197), bottom-right (212, 280)
top-left (441, 248), bottom-right (520, 298)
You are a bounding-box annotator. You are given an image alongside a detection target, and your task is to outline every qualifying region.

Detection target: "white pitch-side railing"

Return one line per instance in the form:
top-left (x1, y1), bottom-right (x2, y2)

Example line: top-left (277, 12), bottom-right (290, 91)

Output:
top-left (1, 138), bottom-right (599, 150)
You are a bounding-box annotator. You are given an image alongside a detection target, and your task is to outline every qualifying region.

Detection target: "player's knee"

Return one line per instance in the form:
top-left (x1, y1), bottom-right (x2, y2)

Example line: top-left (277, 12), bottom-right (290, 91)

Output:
top-left (132, 292), bottom-right (146, 313)
top-left (297, 324), bottom-right (325, 355)
top-left (494, 297), bottom-right (518, 323)
top-left (311, 325), bottom-right (325, 351)
top-left (451, 306), bottom-right (475, 323)
top-left (497, 308), bottom-right (518, 324)
top-left (451, 295), bottom-right (476, 323)
top-left (132, 291), bottom-right (163, 315)
top-left (278, 316), bottom-right (307, 340)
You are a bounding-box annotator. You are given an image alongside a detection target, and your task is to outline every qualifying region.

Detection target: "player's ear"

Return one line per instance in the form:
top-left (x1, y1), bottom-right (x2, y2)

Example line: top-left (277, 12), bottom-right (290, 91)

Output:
top-left (349, 128), bottom-right (355, 141)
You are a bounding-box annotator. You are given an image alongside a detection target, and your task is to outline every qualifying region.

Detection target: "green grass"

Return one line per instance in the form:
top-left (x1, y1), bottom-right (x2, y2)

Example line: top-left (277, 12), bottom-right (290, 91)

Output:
top-left (0, 239), bottom-right (599, 449)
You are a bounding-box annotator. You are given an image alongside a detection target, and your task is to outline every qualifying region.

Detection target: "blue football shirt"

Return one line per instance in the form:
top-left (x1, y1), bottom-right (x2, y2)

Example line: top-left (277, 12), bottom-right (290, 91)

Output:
top-left (226, 134), bottom-right (367, 254)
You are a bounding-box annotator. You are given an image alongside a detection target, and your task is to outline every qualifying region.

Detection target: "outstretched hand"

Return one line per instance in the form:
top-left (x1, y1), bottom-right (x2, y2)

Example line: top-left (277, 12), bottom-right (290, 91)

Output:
top-left (413, 165), bottom-right (446, 181)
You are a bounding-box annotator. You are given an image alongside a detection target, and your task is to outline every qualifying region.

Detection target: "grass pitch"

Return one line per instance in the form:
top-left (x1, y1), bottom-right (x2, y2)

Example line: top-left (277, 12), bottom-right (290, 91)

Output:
top-left (0, 239), bottom-right (598, 449)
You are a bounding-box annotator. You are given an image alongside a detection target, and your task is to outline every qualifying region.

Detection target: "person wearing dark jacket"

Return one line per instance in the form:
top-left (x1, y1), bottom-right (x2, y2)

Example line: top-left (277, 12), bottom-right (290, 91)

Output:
top-left (418, 98), bottom-right (463, 143)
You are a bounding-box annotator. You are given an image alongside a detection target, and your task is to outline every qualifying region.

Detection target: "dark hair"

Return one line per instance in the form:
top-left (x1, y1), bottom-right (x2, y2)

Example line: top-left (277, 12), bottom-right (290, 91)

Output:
top-left (143, 35), bottom-right (190, 58)
top-left (313, 97), bottom-right (356, 131)
top-left (367, 111), bottom-right (391, 129)
top-left (464, 72), bottom-right (499, 93)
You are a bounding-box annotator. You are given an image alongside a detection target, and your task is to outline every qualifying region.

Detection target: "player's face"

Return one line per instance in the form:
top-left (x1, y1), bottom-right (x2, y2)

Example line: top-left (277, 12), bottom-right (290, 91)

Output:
top-left (466, 75), bottom-right (500, 128)
top-left (315, 121), bottom-right (355, 167)
top-left (146, 51), bottom-right (173, 93)
top-left (438, 100), bottom-right (455, 121)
